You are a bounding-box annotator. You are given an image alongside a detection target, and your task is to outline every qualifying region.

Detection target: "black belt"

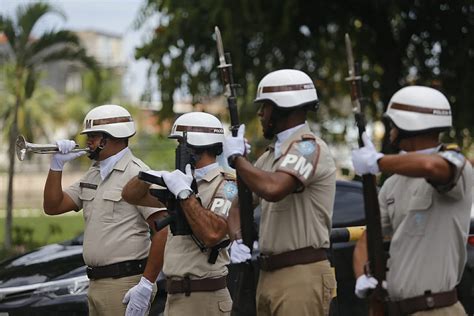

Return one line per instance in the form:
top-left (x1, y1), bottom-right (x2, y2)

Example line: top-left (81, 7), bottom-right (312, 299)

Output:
top-left (166, 276), bottom-right (227, 296)
top-left (258, 247), bottom-right (327, 271)
top-left (387, 289), bottom-right (458, 315)
top-left (86, 258), bottom-right (148, 280)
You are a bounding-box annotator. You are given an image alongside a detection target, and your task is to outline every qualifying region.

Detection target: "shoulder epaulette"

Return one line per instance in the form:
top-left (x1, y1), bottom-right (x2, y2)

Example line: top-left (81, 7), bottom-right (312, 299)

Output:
top-left (442, 143), bottom-right (461, 153)
top-left (222, 171), bottom-right (236, 181)
top-left (301, 133), bottom-right (316, 141)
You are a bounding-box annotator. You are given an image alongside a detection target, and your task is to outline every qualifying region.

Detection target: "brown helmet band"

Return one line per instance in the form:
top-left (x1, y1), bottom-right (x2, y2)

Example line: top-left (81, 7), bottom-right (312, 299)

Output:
top-left (175, 125), bottom-right (224, 134)
top-left (261, 83), bottom-right (315, 93)
top-left (85, 116), bottom-right (133, 129)
top-left (390, 102), bottom-right (451, 116)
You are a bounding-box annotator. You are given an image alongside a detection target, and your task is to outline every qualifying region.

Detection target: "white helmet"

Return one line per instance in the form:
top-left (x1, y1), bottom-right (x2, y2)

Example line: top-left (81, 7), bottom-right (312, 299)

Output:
top-left (254, 69), bottom-right (319, 109)
top-left (385, 86), bottom-right (452, 133)
top-left (169, 112), bottom-right (224, 147)
top-left (80, 104), bottom-right (136, 138)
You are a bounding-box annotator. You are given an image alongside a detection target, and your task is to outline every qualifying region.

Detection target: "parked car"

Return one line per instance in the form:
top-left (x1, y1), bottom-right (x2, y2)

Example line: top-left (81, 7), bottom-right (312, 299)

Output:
top-left (0, 235), bottom-right (88, 315)
top-left (0, 181), bottom-right (472, 315)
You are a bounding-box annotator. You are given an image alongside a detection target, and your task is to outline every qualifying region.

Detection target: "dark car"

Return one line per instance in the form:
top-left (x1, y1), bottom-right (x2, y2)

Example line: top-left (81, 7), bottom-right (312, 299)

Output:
top-left (0, 235), bottom-right (88, 316)
top-left (0, 181), bottom-right (472, 315)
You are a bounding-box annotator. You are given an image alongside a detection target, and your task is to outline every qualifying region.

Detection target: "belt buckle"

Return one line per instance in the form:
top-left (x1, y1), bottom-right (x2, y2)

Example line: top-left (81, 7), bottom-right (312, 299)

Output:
top-left (258, 255), bottom-right (270, 271)
top-left (183, 276), bottom-right (191, 297)
top-left (86, 267), bottom-right (94, 279)
top-left (424, 291), bottom-right (435, 309)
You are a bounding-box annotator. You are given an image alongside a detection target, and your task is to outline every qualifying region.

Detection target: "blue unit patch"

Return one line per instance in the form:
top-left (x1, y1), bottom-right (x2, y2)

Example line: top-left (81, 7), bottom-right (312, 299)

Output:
top-left (298, 141), bottom-right (316, 155)
top-left (223, 182), bottom-right (238, 200)
top-left (414, 213), bottom-right (426, 228)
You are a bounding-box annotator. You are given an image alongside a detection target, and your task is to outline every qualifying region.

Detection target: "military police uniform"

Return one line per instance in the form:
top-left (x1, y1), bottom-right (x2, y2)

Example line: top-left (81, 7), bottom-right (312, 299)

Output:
top-left (254, 123), bottom-right (337, 316)
top-left (163, 165), bottom-right (236, 316)
top-left (380, 146), bottom-right (472, 315)
top-left (65, 149), bottom-right (158, 315)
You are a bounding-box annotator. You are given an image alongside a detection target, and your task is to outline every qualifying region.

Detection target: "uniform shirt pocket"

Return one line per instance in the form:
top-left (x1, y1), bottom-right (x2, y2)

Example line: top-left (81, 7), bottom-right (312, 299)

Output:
top-left (102, 189), bottom-right (123, 222)
top-left (403, 195), bottom-right (432, 236)
top-left (79, 189), bottom-right (96, 222)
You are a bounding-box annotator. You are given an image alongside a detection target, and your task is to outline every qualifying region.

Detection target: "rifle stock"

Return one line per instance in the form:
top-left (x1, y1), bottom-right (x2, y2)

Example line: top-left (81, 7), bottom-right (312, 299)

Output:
top-left (215, 26), bottom-right (256, 250)
top-left (345, 34), bottom-right (387, 315)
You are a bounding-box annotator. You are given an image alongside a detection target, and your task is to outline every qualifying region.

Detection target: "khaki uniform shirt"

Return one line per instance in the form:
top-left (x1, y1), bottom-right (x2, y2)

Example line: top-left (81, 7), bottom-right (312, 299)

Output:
top-left (163, 166), bottom-right (235, 279)
top-left (254, 123), bottom-right (336, 255)
top-left (380, 148), bottom-right (473, 300)
top-left (65, 150), bottom-right (158, 267)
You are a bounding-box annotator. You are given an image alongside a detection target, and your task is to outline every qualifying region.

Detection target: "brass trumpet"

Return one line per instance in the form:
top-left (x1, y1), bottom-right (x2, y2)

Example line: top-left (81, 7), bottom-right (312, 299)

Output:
top-left (16, 135), bottom-right (91, 161)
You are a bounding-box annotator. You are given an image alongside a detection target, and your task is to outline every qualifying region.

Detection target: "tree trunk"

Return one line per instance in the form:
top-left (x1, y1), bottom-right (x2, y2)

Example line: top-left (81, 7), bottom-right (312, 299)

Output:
top-left (4, 71), bottom-right (22, 250)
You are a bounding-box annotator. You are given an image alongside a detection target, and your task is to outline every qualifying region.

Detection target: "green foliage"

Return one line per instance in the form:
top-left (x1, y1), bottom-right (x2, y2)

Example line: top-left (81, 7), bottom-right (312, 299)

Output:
top-left (130, 134), bottom-right (177, 170)
top-left (82, 68), bottom-right (122, 105)
top-left (135, 1), bottom-right (473, 148)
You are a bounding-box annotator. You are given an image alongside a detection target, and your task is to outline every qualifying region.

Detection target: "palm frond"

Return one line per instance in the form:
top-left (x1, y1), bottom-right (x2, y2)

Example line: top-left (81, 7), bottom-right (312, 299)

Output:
top-left (0, 16), bottom-right (17, 55)
top-left (37, 46), bottom-right (100, 79)
top-left (16, 2), bottom-right (65, 52)
top-left (26, 30), bottom-right (81, 62)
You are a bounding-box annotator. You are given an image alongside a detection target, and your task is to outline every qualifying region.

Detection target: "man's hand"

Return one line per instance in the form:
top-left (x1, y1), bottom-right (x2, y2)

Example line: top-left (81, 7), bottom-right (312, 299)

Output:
top-left (162, 164), bottom-right (193, 198)
top-left (50, 140), bottom-right (86, 171)
top-left (122, 276), bottom-right (154, 316)
top-left (230, 239), bottom-right (251, 263)
top-left (351, 132), bottom-right (384, 175)
top-left (354, 274), bottom-right (387, 299)
top-left (224, 124), bottom-right (247, 167)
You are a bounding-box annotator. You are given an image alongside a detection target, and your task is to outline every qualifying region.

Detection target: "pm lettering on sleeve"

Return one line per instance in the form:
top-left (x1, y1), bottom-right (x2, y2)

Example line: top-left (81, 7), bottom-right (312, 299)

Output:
top-left (210, 198), bottom-right (231, 217)
top-left (280, 154), bottom-right (314, 180)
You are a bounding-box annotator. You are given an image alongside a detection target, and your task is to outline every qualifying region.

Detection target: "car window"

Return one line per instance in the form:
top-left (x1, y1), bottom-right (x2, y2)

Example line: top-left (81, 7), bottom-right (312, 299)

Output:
top-left (332, 181), bottom-right (366, 228)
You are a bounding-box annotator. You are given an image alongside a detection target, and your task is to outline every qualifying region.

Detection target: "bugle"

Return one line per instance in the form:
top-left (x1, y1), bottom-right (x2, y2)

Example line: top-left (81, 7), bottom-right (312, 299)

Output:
top-left (16, 135), bottom-right (90, 161)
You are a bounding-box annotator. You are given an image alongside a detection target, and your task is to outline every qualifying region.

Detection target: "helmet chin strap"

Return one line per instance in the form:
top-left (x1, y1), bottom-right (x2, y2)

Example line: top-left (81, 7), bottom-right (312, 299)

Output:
top-left (188, 147), bottom-right (200, 168)
top-left (87, 134), bottom-right (108, 161)
top-left (264, 105), bottom-right (284, 140)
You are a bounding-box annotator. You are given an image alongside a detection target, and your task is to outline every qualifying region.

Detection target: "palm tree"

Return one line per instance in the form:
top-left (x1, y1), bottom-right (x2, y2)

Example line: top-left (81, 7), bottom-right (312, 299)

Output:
top-left (0, 3), bottom-right (99, 250)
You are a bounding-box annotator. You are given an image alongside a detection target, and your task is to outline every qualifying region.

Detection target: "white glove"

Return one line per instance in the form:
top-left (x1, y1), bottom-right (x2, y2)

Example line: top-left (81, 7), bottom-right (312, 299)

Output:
top-left (355, 274), bottom-right (378, 298)
top-left (50, 140), bottom-right (86, 171)
top-left (230, 239), bottom-right (251, 263)
top-left (224, 124), bottom-right (246, 160)
top-left (354, 274), bottom-right (387, 299)
top-left (244, 138), bottom-right (251, 155)
top-left (162, 164), bottom-right (193, 198)
top-left (351, 132), bottom-right (384, 175)
top-left (122, 276), bottom-right (154, 316)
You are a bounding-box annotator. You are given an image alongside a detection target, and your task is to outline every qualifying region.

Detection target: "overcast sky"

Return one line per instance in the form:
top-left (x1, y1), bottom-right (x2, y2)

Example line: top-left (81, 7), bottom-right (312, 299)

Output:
top-left (0, 0), bottom-right (156, 102)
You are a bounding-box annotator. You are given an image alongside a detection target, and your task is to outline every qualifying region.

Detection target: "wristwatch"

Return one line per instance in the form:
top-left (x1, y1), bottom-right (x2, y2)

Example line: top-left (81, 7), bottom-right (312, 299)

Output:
top-left (177, 189), bottom-right (193, 200)
top-left (227, 153), bottom-right (243, 169)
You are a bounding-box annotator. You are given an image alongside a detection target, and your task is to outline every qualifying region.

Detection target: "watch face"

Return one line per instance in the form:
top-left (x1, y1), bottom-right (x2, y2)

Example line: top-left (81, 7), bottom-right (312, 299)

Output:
top-left (178, 190), bottom-right (192, 200)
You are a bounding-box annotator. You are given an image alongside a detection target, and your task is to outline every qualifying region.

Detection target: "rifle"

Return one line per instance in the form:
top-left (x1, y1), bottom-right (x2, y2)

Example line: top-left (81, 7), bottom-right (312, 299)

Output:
top-left (138, 132), bottom-right (196, 235)
top-left (139, 132), bottom-right (229, 264)
top-left (214, 26), bottom-right (256, 250)
top-left (344, 34), bottom-right (387, 315)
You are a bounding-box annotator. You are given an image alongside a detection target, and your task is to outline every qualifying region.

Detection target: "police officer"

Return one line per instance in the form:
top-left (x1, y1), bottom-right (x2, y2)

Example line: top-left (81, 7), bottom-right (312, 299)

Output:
top-left (122, 112), bottom-right (236, 316)
top-left (224, 69), bottom-right (337, 316)
top-left (352, 86), bottom-right (472, 315)
top-left (43, 104), bottom-right (166, 316)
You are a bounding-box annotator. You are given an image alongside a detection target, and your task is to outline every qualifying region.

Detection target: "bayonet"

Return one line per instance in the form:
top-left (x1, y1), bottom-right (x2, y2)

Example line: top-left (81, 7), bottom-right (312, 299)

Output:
top-left (345, 34), bottom-right (363, 116)
top-left (215, 26), bottom-right (229, 69)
